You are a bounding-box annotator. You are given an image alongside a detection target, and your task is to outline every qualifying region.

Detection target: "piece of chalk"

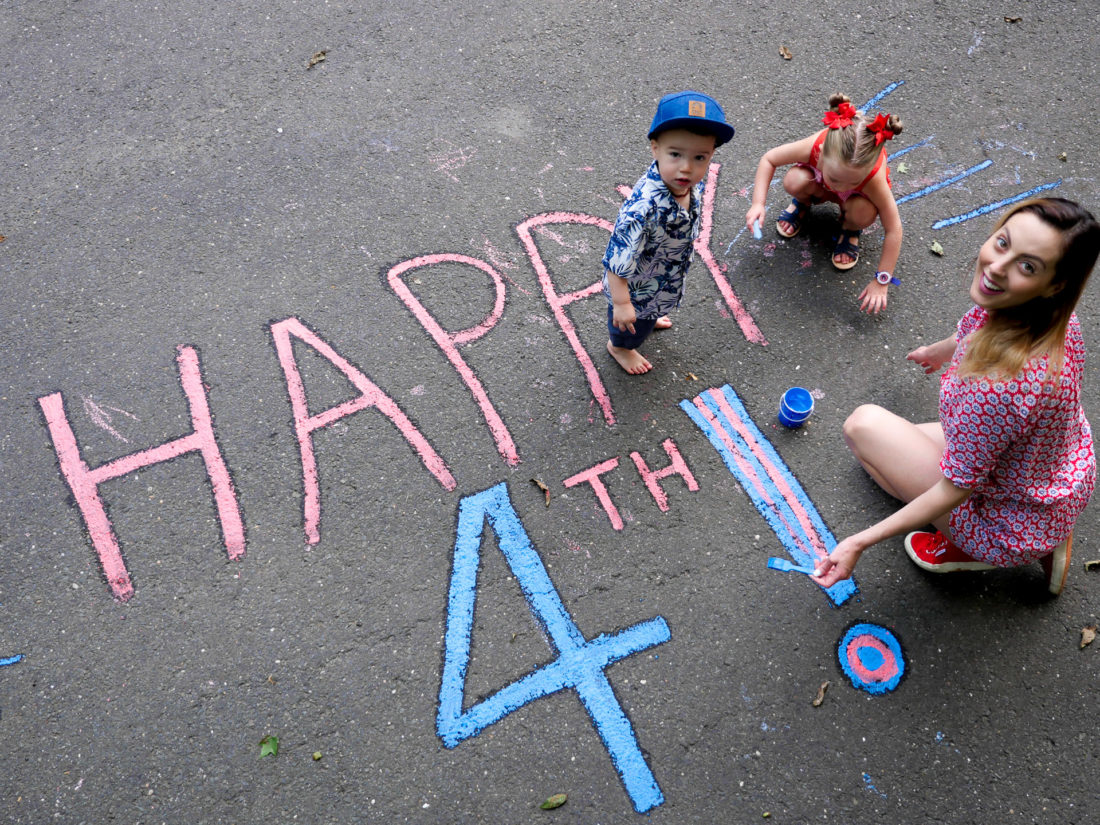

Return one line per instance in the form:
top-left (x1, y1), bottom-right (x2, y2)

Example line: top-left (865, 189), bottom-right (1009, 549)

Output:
top-left (766, 557), bottom-right (816, 575)
top-left (752, 220), bottom-right (762, 240)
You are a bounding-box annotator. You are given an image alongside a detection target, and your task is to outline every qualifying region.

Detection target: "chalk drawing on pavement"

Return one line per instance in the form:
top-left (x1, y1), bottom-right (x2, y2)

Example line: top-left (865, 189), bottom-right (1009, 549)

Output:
top-left (270, 317), bottom-right (457, 545)
top-left (680, 384), bottom-right (857, 607)
top-left (437, 482), bottom-right (670, 813)
top-left (386, 254), bottom-right (520, 465)
top-left (561, 439), bottom-right (699, 531)
top-left (81, 396), bottom-right (139, 443)
top-left (931, 180), bottom-right (1063, 229)
top-left (38, 346), bottom-right (245, 602)
top-left (838, 622), bottom-right (905, 695)
top-left (0, 654), bottom-right (23, 667)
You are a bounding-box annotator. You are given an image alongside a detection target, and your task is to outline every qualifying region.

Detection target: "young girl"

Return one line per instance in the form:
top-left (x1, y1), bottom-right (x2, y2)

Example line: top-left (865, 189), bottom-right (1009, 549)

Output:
top-left (812, 198), bottom-right (1100, 596)
top-left (744, 94), bottom-right (903, 314)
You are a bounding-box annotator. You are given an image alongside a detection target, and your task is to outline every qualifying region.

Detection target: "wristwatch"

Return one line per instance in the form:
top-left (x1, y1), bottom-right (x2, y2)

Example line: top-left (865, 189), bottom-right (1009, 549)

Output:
top-left (875, 271), bottom-right (900, 286)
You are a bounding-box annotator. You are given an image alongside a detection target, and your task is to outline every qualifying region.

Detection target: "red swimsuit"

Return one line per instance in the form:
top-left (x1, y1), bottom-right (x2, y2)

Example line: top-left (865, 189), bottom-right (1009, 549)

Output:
top-left (796, 129), bottom-right (891, 203)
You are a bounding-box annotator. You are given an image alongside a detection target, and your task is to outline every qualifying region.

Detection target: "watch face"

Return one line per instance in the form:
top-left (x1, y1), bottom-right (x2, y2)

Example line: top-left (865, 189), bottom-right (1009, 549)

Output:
top-left (876, 272), bottom-right (891, 284)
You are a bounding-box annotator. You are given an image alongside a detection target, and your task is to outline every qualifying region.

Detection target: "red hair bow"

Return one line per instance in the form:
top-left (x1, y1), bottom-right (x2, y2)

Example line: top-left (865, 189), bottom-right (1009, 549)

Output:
top-left (867, 113), bottom-right (895, 146)
top-left (822, 101), bottom-right (857, 129)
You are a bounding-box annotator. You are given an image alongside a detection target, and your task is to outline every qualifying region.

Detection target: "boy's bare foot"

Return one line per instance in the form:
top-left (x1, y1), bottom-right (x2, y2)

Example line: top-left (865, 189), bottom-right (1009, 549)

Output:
top-left (607, 340), bottom-right (653, 374)
top-left (654, 315), bottom-right (672, 330)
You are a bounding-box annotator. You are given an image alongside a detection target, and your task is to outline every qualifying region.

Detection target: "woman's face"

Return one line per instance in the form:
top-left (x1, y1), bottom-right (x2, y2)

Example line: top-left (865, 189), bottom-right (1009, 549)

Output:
top-left (970, 211), bottom-right (1065, 310)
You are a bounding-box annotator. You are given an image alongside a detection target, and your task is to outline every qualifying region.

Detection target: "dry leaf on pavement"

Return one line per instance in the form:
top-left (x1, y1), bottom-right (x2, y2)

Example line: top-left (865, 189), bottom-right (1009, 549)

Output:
top-left (531, 478), bottom-right (550, 506)
top-left (1080, 626), bottom-right (1096, 649)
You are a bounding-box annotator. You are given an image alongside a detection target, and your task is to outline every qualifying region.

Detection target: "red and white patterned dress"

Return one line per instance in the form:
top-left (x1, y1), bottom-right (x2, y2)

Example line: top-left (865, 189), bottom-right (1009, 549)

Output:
top-left (939, 307), bottom-right (1095, 566)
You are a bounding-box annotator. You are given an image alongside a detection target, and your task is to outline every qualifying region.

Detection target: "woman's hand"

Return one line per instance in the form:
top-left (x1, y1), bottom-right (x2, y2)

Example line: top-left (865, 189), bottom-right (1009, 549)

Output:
top-left (812, 535), bottom-right (867, 588)
top-left (906, 337), bottom-right (955, 374)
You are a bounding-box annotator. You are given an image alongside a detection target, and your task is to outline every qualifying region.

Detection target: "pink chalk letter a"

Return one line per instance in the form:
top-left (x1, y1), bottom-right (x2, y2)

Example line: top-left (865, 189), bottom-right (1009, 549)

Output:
top-left (270, 317), bottom-right (456, 546)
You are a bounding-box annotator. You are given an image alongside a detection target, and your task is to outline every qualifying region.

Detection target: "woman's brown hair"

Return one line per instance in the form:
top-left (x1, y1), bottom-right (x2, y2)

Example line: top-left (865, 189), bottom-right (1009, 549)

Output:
top-left (958, 198), bottom-right (1100, 380)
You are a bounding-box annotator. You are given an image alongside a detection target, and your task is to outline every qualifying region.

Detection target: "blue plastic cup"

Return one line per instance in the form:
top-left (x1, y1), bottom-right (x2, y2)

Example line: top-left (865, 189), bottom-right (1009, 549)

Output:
top-left (778, 387), bottom-right (814, 428)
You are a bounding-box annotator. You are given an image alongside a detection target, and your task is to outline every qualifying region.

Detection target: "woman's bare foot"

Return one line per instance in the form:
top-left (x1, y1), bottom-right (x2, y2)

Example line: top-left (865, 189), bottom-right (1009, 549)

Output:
top-left (654, 315), bottom-right (672, 330)
top-left (607, 340), bottom-right (653, 374)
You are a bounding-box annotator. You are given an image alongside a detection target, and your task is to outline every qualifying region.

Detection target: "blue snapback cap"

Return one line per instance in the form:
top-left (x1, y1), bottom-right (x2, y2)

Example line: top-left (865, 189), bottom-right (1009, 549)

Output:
top-left (648, 91), bottom-right (734, 146)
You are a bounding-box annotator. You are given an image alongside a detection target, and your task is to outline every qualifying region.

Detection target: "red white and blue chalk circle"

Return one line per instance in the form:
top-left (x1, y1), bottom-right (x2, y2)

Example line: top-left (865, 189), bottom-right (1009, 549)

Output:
top-left (837, 623), bottom-right (905, 694)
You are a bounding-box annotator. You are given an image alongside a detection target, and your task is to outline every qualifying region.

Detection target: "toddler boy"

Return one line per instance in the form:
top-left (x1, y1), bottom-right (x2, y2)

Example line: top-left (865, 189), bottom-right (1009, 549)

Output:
top-left (603, 91), bottom-right (734, 374)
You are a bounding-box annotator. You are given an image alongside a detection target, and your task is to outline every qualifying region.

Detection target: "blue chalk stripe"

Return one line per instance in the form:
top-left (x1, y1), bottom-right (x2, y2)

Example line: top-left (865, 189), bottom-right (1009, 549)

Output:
top-left (895, 160), bottom-right (993, 205)
top-left (932, 180), bottom-right (1063, 229)
top-left (0, 654), bottom-right (23, 667)
top-left (859, 80), bottom-right (905, 113)
top-left (887, 135), bottom-right (934, 161)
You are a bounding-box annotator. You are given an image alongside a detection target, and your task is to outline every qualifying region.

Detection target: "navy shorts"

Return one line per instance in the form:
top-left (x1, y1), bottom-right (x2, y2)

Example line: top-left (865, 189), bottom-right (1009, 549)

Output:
top-left (607, 306), bottom-right (659, 350)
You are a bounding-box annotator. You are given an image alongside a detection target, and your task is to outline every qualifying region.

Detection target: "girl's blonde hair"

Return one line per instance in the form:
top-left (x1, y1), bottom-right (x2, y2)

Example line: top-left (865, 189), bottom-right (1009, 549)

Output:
top-left (958, 198), bottom-right (1100, 380)
top-left (821, 93), bottom-right (903, 169)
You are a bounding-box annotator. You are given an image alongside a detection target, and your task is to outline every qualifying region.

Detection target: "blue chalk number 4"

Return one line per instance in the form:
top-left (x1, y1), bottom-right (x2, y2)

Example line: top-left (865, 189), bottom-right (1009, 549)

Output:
top-left (437, 482), bottom-right (671, 813)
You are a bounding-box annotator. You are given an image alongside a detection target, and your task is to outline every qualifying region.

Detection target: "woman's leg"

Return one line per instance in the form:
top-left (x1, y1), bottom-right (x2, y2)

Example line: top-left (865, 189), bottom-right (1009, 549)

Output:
top-left (844, 405), bottom-right (950, 530)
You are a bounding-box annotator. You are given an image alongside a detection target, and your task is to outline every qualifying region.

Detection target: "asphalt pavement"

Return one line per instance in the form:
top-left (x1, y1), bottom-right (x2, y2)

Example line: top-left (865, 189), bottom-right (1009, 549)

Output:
top-left (2, 1), bottom-right (1099, 823)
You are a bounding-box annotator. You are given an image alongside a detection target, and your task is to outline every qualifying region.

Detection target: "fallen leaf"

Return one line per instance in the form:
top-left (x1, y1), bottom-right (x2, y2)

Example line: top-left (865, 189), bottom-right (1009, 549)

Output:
top-left (686, 372), bottom-right (698, 381)
top-left (812, 680), bottom-right (830, 707)
top-left (1084, 559), bottom-right (1100, 571)
top-left (259, 735), bottom-right (279, 759)
top-left (897, 162), bottom-right (909, 174)
top-left (531, 478), bottom-right (550, 507)
top-left (312, 751), bottom-right (323, 761)
top-left (1081, 626), bottom-right (1097, 649)
top-left (540, 793), bottom-right (567, 810)
top-left (930, 241), bottom-right (945, 256)
top-left (307, 50), bottom-right (327, 69)
top-left (1004, 16), bottom-right (1022, 23)
top-left (1058, 152), bottom-right (1068, 162)
top-left (0, 234), bottom-right (6, 243)
top-left (778, 45), bottom-right (792, 60)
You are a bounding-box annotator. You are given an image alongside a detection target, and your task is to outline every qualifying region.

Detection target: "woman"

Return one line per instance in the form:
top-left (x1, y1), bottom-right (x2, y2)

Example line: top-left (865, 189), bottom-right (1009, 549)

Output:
top-left (813, 198), bottom-right (1100, 595)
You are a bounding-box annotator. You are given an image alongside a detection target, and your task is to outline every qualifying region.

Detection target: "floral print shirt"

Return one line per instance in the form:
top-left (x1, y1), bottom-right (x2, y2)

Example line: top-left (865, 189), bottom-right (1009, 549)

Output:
top-left (601, 161), bottom-right (702, 319)
top-left (940, 306), bottom-right (1095, 565)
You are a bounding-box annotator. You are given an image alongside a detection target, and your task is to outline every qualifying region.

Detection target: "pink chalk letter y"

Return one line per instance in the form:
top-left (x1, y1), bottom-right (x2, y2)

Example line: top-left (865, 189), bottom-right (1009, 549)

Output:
top-left (38, 346), bottom-right (245, 602)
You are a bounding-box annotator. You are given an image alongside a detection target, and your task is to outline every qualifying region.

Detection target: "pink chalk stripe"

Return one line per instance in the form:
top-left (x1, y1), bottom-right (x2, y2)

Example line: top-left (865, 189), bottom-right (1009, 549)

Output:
top-left (691, 397), bottom-right (816, 560)
top-left (697, 164), bottom-right (767, 346)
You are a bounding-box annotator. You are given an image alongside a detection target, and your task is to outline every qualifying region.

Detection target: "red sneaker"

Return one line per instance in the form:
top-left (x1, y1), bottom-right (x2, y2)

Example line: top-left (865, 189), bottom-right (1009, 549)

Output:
top-left (904, 531), bottom-right (996, 572)
top-left (1039, 532), bottom-right (1073, 596)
